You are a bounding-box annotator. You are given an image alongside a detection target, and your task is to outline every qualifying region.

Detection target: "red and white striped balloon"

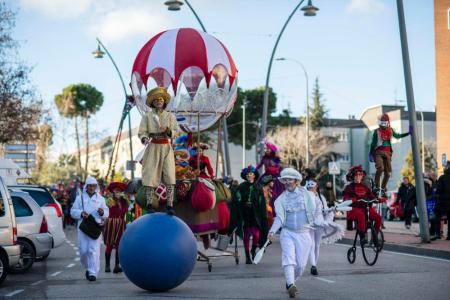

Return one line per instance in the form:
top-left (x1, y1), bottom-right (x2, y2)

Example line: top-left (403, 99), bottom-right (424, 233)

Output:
top-left (131, 28), bottom-right (238, 132)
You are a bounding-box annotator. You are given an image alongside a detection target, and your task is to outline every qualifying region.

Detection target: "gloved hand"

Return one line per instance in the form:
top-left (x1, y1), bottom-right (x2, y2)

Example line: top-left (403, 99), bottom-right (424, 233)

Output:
top-left (408, 125), bottom-right (413, 135)
top-left (369, 153), bottom-right (375, 163)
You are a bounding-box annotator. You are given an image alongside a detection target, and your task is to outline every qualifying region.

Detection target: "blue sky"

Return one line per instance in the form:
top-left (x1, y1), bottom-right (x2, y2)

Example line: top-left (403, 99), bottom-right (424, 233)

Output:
top-left (8, 0), bottom-right (435, 157)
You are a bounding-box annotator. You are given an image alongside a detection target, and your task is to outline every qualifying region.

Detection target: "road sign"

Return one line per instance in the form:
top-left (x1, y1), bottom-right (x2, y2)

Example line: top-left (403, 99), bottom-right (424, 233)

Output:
top-left (5, 153), bottom-right (36, 160)
top-left (5, 144), bottom-right (36, 151)
top-left (328, 161), bottom-right (340, 175)
top-left (443, 153), bottom-right (447, 167)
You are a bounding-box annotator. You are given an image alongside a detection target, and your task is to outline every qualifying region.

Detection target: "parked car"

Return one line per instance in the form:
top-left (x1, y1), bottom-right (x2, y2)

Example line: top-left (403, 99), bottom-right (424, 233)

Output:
top-left (386, 191), bottom-right (405, 221)
top-left (0, 176), bottom-right (20, 285)
top-left (8, 185), bottom-right (66, 247)
top-left (8, 190), bottom-right (52, 273)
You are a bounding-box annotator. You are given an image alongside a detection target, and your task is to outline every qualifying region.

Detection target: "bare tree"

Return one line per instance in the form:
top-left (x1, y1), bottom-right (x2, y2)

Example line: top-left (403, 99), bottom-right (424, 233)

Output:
top-left (268, 125), bottom-right (336, 170)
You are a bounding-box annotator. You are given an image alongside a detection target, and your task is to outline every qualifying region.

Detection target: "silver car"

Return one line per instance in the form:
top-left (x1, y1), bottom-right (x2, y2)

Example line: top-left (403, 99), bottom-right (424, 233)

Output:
top-left (0, 176), bottom-right (20, 285)
top-left (8, 190), bottom-right (52, 273)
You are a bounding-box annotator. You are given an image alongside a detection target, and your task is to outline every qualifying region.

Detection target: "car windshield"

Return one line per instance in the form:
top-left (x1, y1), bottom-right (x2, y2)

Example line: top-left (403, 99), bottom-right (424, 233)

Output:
top-left (19, 189), bottom-right (53, 207)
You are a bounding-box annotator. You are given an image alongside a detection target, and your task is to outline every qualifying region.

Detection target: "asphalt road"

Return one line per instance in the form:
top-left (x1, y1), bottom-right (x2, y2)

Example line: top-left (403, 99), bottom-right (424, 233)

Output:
top-left (1, 225), bottom-right (450, 300)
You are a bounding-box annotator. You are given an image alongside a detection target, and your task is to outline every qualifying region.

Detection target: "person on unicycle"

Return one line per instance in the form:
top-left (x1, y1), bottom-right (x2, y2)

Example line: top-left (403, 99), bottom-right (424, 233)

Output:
top-left (343, 165), bottom-right (382, 246)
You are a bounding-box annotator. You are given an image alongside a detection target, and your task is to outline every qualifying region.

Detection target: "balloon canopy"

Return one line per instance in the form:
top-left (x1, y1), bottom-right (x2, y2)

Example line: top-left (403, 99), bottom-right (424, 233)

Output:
top-left (131, 28), bottom-right (238, 132)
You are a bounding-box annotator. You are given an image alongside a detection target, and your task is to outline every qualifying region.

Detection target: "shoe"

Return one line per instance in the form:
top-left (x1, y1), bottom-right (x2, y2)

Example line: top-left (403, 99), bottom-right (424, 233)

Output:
top-left (113, 265), bottom-right (122, 274)
top-left (166, 205), bottom-right (175, 216)
top-left (105, 253), bottom-right (111, 273)
top-left (251, 245), bottom-right (257, 260)
top-left (406, 225), bottom-right (411, 229)
top-left (310, 266), bottom-right (318, 276)
top-left (85, 270), bottom-right (89, 280)
top-left (285, 283), bottom-right (289, 290)
top-left (287, 284), bottom-right (297, 298)
top-left (88, 275), bottom-right (96, 281)
top-left (359, 233), bottom-right (367, 247)
top-left (381, 224), bottom-right (386, 230)
top-left (380, 189), bottom-right (387, 199)
top-left (245, 250), bottom-right (252, 264)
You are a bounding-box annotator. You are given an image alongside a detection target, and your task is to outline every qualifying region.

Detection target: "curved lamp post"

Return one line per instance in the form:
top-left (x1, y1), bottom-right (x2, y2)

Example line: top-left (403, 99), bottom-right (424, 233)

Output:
top-left (275, 57), bottom-right (310, 167)
top-left (260, 0), bottom-right (318, 159)
top-left (92, 38), bottom-right (134, 180)
top-left (164, 0), bottom-right (232, 176)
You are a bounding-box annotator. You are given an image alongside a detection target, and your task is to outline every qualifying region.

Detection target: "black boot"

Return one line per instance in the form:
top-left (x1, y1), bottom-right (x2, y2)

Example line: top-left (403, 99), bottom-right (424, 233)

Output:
top-left (105, 253), bottom-right (111, 273)
top-left (113, 250), bottom-right (122, 274)
top-left (166, 205), bottom-right (175, 216)
top-left (359, 232), bottom-right (367, 247)
top-left (251, 245), bottom-right (257, 260)
top-left (310, 266), bottom-right (318, 276)
top-left (245, 250), bottom-right (252, 264)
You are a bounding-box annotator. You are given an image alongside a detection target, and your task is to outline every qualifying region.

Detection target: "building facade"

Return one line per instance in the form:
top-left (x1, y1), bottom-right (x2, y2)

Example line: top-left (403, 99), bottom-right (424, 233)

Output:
top-left (435, 0), bottom-right (450, 172)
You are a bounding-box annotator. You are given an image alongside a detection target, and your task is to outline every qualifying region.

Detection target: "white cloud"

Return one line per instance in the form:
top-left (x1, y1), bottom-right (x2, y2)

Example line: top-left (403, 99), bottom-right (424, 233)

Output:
top-left (20, 0), bottom-right (94, 18)
top-left (89, 8), bottom-right (172, 43)
top-left (346, 0), bottom-right (386, 14)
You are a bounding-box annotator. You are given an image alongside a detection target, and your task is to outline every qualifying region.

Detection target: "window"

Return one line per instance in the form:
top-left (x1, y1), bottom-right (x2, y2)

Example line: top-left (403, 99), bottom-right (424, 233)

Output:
top-left (12, 196), bottom-right (33, 217)
top-left (339, 153), bottom-right (350, 162)
top-left (18, 189), bottom-right (53, 207)
top-left (0, 190), bottom-right (4, 217)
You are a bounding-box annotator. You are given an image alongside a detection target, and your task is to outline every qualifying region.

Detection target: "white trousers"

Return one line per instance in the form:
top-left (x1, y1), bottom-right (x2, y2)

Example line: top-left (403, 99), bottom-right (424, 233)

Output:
top-left (309, 229), bottom-right (323, 267)
top-left (280, 228), bottom-right (312, 285)
top-left (77, 229), bottom-right (102, 277)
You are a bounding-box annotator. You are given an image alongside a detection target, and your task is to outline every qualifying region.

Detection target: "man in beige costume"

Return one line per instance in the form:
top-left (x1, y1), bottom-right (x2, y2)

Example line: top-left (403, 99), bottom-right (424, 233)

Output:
top-left (138, 87), bottom-right (179, 215)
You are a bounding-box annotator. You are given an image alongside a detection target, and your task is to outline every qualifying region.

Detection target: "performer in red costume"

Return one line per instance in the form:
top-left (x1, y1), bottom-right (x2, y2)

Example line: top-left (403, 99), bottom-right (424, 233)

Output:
top-left (189, 143), bottom-right (214, 179)
top-left (343, 165), bottom-right (382, 245)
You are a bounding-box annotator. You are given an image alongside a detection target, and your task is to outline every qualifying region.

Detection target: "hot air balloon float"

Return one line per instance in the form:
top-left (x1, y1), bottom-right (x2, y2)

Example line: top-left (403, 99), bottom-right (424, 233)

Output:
top-left (129, 28), bottom-right (240, 271)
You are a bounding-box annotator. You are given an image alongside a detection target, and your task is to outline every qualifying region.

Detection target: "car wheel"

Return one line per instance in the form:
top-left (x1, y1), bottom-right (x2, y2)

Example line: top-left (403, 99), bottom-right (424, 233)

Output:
top-left (0, 252), bottom-right (8, 285)
top-left (9, 240), bottom-right (35, 274)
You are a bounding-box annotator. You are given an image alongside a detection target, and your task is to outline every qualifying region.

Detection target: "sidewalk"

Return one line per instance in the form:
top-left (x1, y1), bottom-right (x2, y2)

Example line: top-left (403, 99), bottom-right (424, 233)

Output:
top-left (335, 219), bottom-right (450, 260)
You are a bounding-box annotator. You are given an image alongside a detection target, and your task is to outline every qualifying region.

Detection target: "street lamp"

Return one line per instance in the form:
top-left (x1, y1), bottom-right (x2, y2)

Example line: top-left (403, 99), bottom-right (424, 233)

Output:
top-left (92, 38), bottom-right (134, 180)
top-left (275, 57), bottom-right (310, 167)
top-left (163, 0), bottom-right (232, 176)
top-left (396, 0), bottom-right (429, 242)
top-left (260, 0), bottom-right (318, 160)
top-left (242, 99), bottom-right (246, 168)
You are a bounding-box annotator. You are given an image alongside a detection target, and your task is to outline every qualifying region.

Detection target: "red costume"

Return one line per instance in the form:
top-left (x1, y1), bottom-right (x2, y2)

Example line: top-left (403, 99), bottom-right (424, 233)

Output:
top-left (189, 155), bottom-right (214, 179)
top-left (343, 166), bottom-right (382, 233)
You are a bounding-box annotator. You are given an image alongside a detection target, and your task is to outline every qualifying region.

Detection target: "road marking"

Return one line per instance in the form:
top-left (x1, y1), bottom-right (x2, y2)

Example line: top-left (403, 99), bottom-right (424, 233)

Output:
top-left (76, 251), bottom-right (80, 255)
top-left (30, 280), bottom-right (45, 286)
top-left (66, 263), bottom-right (75, 268)
top-left (50, 271), bottom-right (62, 277)
top-left (315, 277), bottom-right (335, 283)
top-left (73, 247), bottom-right (78, 250)
top-left (74, 257), bottom-right (80, 261)
top-left (334, 243), bottom-right (450, 263)
top-left (5, 289), bottom-right (24, 297)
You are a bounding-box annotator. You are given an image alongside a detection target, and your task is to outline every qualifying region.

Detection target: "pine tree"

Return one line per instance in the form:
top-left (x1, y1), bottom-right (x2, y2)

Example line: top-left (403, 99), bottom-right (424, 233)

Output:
top-left (309, 77), bottom-right (328, 130)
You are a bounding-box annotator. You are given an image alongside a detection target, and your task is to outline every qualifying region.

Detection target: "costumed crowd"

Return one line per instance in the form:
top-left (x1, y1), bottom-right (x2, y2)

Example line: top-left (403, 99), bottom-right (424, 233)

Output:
top-left (52, 89), bottom-right (450, 299)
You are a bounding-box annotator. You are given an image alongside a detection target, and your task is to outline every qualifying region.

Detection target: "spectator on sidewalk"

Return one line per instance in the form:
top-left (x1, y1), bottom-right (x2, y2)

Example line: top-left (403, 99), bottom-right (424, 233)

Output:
top-left (435, 162), bottom-right (450, 240)
top-left (397, 177), bottom-right (416, 229)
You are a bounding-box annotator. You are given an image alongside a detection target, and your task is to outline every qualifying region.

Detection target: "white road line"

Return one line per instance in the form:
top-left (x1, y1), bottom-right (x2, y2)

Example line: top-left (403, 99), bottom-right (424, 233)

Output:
top-left (50, 271), bottom-right (62, 277)
top-left (30, 280), bottom-right (45, 286)
top-left (74, 257), bottom-right (80, 261)
top-left (334, 243), bottom-right (450, 263)
top-left (66, 263), bottom-right (75, 268)
top-left (76, 251), bottom-right (80, 255)
top-left (315, 277), bottom-right (335, 283)
top-left (5, 289), bottom-right (24, 297)
top-left (73, 247), bottom-right (78, 250)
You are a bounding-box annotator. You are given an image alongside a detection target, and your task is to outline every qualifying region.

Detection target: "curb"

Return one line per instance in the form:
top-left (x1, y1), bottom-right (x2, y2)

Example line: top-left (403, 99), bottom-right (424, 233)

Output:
top-left (337, 238), bottom-right (450, 260)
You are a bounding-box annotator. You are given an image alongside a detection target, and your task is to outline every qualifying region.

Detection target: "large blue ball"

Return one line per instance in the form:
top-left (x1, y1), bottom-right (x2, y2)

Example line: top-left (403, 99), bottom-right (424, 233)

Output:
top-left (119, 213), bottom-right (197, 292)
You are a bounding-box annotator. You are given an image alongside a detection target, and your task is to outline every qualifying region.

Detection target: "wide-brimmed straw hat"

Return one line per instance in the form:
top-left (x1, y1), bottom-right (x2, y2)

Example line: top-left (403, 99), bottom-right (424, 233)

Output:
top-left (146, 87), bottom-right (171, 108)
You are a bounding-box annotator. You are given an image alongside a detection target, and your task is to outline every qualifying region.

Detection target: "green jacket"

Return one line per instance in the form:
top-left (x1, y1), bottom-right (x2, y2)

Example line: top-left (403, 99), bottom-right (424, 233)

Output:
top-left (229, 181), bottom-right (268, 248)
top-left (370, 128), bottom-right (409, 155)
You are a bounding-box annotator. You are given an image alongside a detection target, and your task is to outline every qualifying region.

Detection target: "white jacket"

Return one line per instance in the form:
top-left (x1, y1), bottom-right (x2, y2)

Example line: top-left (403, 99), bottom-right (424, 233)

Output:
top-left (270, 186), bottom-right (318, 233)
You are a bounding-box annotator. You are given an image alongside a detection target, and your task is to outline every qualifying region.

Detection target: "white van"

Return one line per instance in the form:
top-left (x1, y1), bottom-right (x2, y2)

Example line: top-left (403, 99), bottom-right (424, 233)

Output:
top-left (0, 176), bottom-right (21, 285)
